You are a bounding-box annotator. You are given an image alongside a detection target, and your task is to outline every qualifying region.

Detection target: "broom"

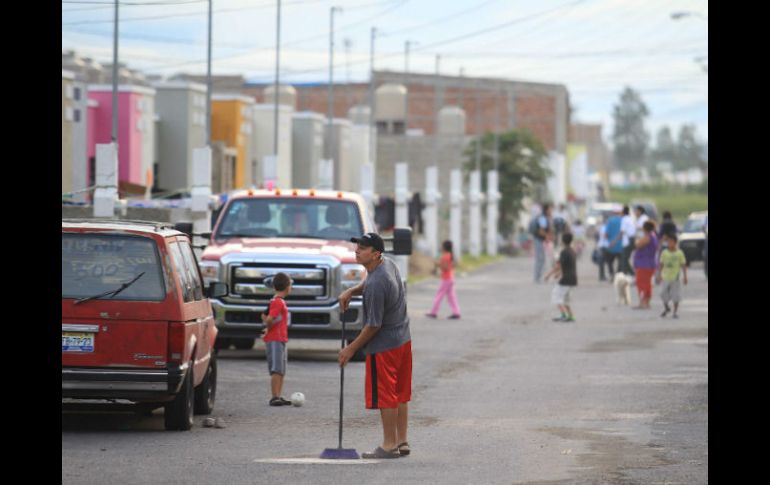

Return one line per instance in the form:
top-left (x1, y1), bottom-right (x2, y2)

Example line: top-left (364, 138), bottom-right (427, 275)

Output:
top-left (320, 309), bottom-right (360, 459)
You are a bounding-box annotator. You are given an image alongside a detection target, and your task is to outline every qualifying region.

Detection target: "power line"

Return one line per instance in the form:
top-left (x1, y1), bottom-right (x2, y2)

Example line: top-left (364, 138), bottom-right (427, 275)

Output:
top-left (62, 0), bottom-right (323, 26)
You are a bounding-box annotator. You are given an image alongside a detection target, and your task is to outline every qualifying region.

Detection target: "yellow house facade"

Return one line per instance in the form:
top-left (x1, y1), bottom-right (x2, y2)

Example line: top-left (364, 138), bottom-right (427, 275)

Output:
top-left (211, 95), bottom-right (254, 189)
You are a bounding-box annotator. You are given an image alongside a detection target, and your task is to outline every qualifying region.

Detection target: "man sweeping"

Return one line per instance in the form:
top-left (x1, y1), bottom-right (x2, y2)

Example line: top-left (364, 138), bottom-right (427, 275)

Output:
top-left (339, 232), bottom-right (412, 459)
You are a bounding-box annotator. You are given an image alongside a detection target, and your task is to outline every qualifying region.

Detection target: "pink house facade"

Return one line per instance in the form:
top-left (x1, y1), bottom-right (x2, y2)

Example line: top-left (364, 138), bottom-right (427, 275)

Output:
top-left (87, 85), bottom-right (156, 192)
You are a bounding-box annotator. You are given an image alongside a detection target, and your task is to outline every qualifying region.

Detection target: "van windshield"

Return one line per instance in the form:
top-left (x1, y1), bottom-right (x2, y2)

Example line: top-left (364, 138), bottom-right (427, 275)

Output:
top-left (62, 233), bottom-right (166, 300)
top-left (215, 198), bottom-right (363, 241)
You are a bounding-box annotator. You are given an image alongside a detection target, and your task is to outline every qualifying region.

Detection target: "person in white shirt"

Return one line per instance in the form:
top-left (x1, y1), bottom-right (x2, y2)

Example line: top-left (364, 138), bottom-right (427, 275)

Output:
top-left (634, 206), bottom-right (649, 239)
top-left (596, 217), bottom-right (611, 281)
top-left (612, 205), bottom-right (636, 276)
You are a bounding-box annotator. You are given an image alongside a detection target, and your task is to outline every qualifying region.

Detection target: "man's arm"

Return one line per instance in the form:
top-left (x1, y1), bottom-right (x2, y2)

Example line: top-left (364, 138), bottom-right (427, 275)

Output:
top-left (339, 325), bottom-right (381, 367)
top-left (544, 261), bottom-right (561, 281)
top-left (339, 280), bottom-right (365, 311)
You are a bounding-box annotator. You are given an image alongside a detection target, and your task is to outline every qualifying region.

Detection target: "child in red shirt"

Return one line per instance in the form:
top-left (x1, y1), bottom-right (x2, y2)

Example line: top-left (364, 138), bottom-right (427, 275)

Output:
top-left (260, 272), bottom-right (292, 406)
top-left (426, 240), bottom-right (461, 319)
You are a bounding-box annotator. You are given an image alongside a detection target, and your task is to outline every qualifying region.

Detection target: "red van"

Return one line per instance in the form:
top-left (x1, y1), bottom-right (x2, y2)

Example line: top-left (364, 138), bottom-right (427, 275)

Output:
top-left (62, 219), bottom-right (228, 430)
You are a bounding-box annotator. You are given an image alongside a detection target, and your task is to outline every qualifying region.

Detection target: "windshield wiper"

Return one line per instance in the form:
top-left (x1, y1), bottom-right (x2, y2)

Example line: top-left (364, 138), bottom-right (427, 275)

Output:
top-left (73, 272), bottom-right (145, 305)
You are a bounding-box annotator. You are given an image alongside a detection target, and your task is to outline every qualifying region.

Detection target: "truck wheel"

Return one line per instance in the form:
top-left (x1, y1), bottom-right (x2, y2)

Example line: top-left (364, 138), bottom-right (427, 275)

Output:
top-left (164, 363), bottom-right (194, 431)
top-left (346, 339), bottom-right (366, 362)
top-left (194, 354), bottom-right (217, 415)
top-left (214, 337), bottom-right (231, 350)
top-left (233, 338), bottom-right (255, 350)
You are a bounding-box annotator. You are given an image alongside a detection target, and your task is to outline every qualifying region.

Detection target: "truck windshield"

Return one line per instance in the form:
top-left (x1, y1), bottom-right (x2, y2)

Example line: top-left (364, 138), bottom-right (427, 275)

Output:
top-left (215, 198), bottom-right (363, 241)
top-left (62, 233), bottom-right (166, 300)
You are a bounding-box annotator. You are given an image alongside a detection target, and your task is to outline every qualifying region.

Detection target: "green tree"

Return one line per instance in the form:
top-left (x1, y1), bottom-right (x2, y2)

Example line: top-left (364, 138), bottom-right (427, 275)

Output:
top-left (651, 125), bottom-right (676, 163)
top-left (612, 87), bottom-right (650, 170)
top-left (463, 129), bottom-right (550, 237)
top-left (676, 124), bottom-right (706, 170)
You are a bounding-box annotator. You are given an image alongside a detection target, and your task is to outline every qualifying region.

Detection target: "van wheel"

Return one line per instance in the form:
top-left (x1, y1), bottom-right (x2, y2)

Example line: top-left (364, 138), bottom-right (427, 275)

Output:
top-left (164, 363), bottom-right (194, 431)
top-left (194, 354), bottom-right (217, 415)
top-left (214, 337), bottom-right (231, 350)
top-left (346, 339), bottom-right (366, 362)
top-left (233, 338), bottom-right (255, 350)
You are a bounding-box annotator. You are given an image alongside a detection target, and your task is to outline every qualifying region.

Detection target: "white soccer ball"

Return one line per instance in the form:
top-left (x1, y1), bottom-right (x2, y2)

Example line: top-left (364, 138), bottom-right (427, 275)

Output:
top-left (290, 391), bottom-right (305, 407)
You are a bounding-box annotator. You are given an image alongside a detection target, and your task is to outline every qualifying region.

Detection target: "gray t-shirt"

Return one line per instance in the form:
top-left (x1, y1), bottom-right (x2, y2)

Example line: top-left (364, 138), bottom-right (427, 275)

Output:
top-left (362, 256), bottom-right (411, 355)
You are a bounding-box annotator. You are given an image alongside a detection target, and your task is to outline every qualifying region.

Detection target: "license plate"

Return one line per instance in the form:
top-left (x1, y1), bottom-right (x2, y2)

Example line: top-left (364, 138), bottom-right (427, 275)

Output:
top-left (62, 332), bottom-right (95, 353)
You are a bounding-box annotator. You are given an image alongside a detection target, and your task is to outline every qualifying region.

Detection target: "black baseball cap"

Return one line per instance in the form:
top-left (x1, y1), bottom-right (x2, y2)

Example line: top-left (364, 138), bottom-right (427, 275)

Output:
top-left (350, 232), bottom-right (385, 253)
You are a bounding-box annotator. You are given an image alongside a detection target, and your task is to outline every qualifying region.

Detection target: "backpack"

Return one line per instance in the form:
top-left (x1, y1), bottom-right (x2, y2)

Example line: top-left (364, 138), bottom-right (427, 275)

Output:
top-left (529, 216), bottom-right (548, 239)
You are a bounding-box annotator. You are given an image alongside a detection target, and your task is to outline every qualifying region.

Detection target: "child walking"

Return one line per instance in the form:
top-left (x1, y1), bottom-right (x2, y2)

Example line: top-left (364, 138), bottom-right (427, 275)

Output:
top-left (656, 234), bottom-right (688, 318)
top-left (544, 233), bottom-right (578, 322)
top-left (260, 272), bottom-right (293, 406)
top-left (426, 240), bottom-right (461, 319)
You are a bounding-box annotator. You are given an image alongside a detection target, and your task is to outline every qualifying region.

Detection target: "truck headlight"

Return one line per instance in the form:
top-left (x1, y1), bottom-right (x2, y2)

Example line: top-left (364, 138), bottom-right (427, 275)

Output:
top-left (341, 264), bottom-right (366, 290)
top-left (199, 260), bottom-right (221, 286)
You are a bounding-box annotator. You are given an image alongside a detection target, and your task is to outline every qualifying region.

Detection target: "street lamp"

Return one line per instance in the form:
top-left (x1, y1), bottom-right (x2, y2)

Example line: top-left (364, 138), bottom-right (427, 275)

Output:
top-left (671, 11), bottom-right (707, 20)
top-left (272, 0), bottom-right (282, 157)
top-left (671, 11), bottom-right (708, 73)
top-left (327, 6), bottom-right (343, 180)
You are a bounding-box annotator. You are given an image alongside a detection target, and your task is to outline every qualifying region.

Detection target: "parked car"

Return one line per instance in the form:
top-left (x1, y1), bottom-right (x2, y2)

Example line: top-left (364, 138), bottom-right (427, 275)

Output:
top-left (62, 219), bottom-right (228, 430)
top-left (678, 211), bottom-right (708, 264)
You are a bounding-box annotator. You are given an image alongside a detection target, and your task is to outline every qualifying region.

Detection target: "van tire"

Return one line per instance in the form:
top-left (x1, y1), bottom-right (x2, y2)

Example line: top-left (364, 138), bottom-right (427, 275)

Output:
top-left (233, 338), bottom-right (255, 350)
top-left (164, 363), bottom-right (194, 431)
top-left (194, 354), bottom-right (217, 415)
top-left (214, 337), bottom-right (231, 350)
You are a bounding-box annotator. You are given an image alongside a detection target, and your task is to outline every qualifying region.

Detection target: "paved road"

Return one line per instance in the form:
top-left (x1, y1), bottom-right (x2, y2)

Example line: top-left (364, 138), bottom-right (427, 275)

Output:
top-left (62, 253), bottom-right (708, 484)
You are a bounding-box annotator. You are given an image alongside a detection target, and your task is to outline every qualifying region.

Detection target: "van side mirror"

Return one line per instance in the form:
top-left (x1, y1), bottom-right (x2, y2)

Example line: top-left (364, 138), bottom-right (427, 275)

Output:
top-left (390, 227), bottom-right (413, 255)
top-left (206, 282), bottom-right (228, 298)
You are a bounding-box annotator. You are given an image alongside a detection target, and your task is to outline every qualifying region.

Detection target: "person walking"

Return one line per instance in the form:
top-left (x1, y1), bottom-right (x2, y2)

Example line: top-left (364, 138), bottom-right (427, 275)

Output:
top-left (656, 234), bottom-right (688, 318)
top-left (544, 233), bottom-right (578, 322)
top-left (532, 204), bottom-right (553, 283)
top-left (616, 205), bottom-right (636, 276)
top-left (339, 232), bottom-right (412, 459)
top-left (426, 240), bottom-right (461, 319)
top-left (603, 211), bottom-right (624, 282)
top-left (632, 221), bottom-right (659, 309)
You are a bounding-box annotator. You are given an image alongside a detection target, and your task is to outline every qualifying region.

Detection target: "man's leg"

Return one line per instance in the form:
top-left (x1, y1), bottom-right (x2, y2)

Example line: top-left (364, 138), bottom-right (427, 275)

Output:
top-left (379, 408), bottom-right (399, 451)
top-left (534, 239), bottom-right (545, 282)
top-left (397, 402), bottom-right (408, 446)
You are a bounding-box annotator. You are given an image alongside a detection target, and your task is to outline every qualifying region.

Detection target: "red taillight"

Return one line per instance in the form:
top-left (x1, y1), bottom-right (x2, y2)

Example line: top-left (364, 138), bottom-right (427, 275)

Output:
top-left (168, 322), bottom-right (186, 363)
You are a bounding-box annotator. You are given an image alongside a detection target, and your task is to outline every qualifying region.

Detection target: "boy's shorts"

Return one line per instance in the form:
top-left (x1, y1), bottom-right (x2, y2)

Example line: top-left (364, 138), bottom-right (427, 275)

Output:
top-left (365, 340), bottom-right (412, 409)
top-left (660, 280), bottom-right (682, 303)
top-left (265, 341), bottom-right (287, 375)
top-left (551, 284), bottom-right (572, 305)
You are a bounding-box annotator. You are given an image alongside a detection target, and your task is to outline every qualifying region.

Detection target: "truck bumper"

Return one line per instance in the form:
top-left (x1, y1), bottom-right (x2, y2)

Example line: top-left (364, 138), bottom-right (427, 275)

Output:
top-left (61, 363), bottom-right (187, 401)
top-left (210, 298), bottom-right (364, 341)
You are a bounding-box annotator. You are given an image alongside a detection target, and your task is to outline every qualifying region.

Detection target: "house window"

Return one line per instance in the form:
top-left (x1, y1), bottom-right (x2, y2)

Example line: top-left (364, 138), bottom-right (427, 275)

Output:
top-left (73, 87), bottom-right (81, 101)
top-left (74, 109), bottom-right (81, 123)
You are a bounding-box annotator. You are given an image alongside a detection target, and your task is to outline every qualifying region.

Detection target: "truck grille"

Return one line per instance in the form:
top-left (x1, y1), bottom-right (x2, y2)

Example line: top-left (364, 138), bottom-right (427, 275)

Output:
top-left (225, 311), bottom-right (332, 325)
top-left (230, 263), bottom-right (328, 301)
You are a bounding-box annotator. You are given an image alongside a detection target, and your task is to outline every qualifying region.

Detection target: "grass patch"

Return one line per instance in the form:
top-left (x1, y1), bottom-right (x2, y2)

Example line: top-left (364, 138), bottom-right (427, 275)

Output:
top-left (457, 254), bottom-right (505, 273)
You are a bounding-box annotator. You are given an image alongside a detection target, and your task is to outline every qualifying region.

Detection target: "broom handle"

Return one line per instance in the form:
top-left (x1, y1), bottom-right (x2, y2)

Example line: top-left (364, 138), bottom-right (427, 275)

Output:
top-left (339, 310), bottom-right (345, 449)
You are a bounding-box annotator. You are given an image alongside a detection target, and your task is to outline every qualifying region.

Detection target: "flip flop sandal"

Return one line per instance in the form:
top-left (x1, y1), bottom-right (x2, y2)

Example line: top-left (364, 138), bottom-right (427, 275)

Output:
top-left (361, 446), bottom-right (400, 459)
top-left (397, 442), bottom-right (410, 456)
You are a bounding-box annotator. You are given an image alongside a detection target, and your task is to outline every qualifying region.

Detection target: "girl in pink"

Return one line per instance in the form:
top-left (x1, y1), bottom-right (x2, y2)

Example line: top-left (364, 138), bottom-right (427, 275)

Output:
top-left (426, 240), bottom-right (461, 319)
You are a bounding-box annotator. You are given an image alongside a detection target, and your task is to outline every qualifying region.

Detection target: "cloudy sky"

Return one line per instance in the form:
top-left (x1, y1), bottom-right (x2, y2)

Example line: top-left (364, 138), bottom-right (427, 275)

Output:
top-left (62, 0), bottom-right (708, 145)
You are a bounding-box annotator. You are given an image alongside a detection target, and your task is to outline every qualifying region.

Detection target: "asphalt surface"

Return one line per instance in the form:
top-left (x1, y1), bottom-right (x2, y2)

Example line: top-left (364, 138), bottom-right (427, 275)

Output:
top-left (62, 252), bottom-right (708, 484)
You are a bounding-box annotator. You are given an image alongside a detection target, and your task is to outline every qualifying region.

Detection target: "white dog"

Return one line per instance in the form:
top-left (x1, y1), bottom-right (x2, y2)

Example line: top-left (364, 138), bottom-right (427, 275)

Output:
top-left (613, 272), bottom-right (633, 305)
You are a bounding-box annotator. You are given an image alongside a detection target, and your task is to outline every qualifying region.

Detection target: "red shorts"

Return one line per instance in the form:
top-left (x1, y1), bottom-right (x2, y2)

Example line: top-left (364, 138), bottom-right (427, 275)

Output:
top-left (365, 340), bottom-right (412, 409)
